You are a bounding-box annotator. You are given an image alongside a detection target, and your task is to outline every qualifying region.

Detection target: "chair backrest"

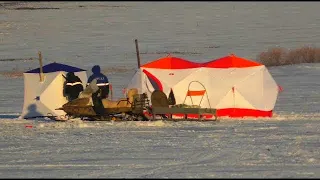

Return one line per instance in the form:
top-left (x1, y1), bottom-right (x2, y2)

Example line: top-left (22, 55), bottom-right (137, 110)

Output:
top-left (151, 90), bottom-right (169, 108)
top-left (183, 81), bottom-right (208, 107)
top-left (186, 90), bottom-right (206, 97)
top-left (127, 88), bottom-right (138, 104)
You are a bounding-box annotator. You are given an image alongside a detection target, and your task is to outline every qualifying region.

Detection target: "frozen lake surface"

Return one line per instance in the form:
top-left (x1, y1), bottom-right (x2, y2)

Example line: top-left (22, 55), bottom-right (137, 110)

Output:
top-left (0, 1), bottom-right (319, 178)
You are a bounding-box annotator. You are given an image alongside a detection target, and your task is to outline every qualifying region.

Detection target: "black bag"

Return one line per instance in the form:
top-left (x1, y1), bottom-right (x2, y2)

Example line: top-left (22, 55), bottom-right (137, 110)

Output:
top-left (168, 89), bottom-right (176, 105)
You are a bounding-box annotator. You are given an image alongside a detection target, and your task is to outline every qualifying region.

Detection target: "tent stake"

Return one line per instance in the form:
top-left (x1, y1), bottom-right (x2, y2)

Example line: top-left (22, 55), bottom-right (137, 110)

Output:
top-left (38, 51), bottom-right (44, 82)
top-left (134, 39), bottom-right (141, 68)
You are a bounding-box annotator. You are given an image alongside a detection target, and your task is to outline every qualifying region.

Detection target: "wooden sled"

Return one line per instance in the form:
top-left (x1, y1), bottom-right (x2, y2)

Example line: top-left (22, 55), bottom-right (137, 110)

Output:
top-left (56, 88), bottom-right (150, 121)
top-left (148, 82), bottom-right (218, 121)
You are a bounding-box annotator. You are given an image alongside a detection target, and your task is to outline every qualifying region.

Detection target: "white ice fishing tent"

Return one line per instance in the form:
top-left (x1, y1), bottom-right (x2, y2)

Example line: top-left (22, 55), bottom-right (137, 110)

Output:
top-left (126, 55), bottom-right (201, 101)
top-left (174, 54), bottom-right (280, 118)
top-left (20, 62), bottom-right (87, 119)
top-left (126, 54), bottom-right (280, 118)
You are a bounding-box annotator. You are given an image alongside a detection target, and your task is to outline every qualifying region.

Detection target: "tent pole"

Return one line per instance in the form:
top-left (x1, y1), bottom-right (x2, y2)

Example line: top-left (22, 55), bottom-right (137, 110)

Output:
top-left (38, 51), bottom-right (44, 82)
top-left (134, 39), bottom-right (141, 68)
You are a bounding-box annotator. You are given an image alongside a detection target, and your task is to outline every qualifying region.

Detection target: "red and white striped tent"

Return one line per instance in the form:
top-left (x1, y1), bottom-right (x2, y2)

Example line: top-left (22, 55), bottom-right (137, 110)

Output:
top-left (126, 54), bottom-right (280, 118)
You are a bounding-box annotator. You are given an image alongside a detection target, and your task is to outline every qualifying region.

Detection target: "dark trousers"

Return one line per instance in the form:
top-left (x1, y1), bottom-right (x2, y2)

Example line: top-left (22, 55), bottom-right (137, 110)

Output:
top-left (68, 94), bottom-right (79, 101)
top-left (99, 85), bottom-right (110, 99)
top-left (92, 85), bottom-right (109, 115)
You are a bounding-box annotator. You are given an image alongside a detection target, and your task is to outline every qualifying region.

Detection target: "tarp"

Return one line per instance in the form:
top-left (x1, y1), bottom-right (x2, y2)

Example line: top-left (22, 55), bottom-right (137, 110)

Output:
top-left (25, 62), bottom-right (86, 73)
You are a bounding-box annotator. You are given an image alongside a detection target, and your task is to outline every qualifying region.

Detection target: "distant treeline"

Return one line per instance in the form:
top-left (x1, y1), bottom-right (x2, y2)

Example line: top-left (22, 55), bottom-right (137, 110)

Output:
top-left (13, 7), bottom-right (60, 10)
top-left (140, 51), bottom-right (201, 55)
top-left (0, 58), bottom-right (35, 62)
top-left (256, 46), bottom-right (320, 67)
top-left (0, 2), bottom-right (130, 10)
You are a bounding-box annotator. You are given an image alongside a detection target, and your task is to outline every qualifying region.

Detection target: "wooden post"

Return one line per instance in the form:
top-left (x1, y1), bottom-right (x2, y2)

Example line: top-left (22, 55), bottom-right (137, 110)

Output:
top-left (134, 39), bottom-right (141, 68)
top-left (38, 51), bottom-right (44, 82)
top-left (109, 84), bottom-right (113, 101)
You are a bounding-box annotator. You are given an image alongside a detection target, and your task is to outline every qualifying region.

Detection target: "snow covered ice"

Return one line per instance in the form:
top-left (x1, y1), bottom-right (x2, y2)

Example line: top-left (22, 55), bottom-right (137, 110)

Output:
top-left (0, 1), bottom-right (319, 178)
top-left (0, 117), bottom-right (319, 178)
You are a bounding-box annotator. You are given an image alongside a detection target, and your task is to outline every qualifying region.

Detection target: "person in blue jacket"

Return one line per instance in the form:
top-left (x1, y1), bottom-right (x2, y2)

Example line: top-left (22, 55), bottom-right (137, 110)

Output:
top-left (87, 65), bottom-right (110, 115)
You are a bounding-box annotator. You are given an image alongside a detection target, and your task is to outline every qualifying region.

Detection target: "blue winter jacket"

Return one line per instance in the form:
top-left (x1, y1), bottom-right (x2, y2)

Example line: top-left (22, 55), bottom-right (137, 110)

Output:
top-left (87, 65), bottom-right (109, 86)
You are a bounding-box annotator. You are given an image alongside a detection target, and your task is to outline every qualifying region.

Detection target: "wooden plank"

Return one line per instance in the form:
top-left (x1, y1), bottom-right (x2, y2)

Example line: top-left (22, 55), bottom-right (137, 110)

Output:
top-left (151, 107), bottom-right (217, 121)
top-left (152, 107), bottom-right (216, 114)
